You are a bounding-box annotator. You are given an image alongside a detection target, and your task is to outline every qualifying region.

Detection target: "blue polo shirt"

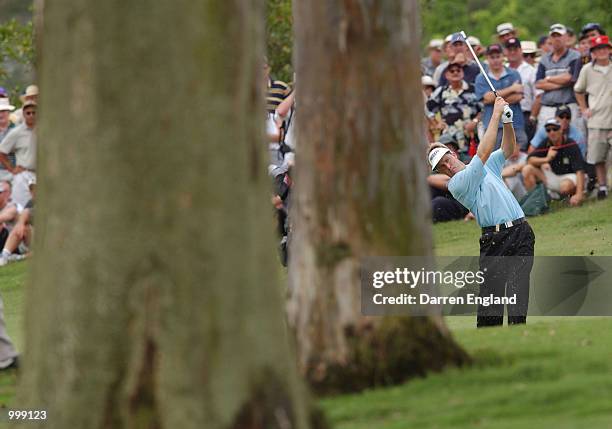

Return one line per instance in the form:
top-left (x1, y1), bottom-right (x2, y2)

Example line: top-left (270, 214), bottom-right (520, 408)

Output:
top-left (475, 67), bottom-right (524, 130)
top-left (448, 150), bottom-right (524, 228)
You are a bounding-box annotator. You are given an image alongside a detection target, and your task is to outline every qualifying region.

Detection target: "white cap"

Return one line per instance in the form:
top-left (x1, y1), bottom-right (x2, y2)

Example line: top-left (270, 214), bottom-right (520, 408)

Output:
top-left (421, 75), bottom-right (435, 87)
top-left (428, 39), bottom-right (443, 49)
top-left (549, 23), bottom-right (567, 35)
top-left (444, 34), bottom-right (453, 43)
top-left (428, 147), bottom-right (451, 171)
top-left (521, 41), bottom-right (537, 54)
top-left (467, 36), bottom-right (481, 46)
top-left (496, 23), bottom-right (515, 36)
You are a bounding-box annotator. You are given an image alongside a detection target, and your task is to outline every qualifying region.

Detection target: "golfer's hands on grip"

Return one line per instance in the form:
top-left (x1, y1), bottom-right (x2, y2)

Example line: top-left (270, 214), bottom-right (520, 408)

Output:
top-left (493, 96), bottom-right (509, 117)
top-left (502, 105), bottom-right (513, 123)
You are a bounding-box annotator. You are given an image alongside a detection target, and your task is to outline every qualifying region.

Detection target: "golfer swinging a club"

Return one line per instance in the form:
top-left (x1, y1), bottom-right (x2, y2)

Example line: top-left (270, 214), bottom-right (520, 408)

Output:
top-left (428, 97), bottom-right (535, 327)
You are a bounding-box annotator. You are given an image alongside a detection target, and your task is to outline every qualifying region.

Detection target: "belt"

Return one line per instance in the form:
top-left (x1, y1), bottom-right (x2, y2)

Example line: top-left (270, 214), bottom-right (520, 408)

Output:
top-left (482, 217), bottom-right (526, 234)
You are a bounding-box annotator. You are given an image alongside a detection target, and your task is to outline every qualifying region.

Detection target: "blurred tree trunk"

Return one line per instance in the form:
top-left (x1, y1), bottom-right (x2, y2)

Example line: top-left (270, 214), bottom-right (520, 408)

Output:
top-left (288, 0), bottom-right (470, 394)
top-left (15, 1), bottom-right (325, 428)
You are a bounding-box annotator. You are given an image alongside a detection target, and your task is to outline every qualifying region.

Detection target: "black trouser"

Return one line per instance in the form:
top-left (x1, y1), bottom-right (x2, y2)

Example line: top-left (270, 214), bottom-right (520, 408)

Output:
top-left (477, 222), bottom-right (535, 327)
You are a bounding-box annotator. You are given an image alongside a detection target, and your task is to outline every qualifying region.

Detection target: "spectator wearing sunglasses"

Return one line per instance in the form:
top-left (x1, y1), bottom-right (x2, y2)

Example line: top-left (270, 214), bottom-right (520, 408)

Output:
top-left (521, 41), bottom-right (539, 67)
top-left (529, 105), bottom-right (585, 156)
top-left (524, 118), bottom-right (586, 206)
top-left (433, 33), bottom-right (481, 87)
top-left (426, 60), bottom-right (482, 151)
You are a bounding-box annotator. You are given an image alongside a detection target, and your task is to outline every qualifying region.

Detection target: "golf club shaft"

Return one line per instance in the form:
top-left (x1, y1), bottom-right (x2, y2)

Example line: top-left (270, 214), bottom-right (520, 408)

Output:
top-left (459, 31), bottom-right (498, 97)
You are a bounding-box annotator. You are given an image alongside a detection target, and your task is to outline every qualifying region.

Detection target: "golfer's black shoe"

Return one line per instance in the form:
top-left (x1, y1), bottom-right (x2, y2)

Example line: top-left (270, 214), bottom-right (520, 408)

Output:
top-left (477, 316), bottom-right (503, 328)
top-left (508, 316), bottom-right (527, 325)
top-left (597, 190), bottom-right (608, 200)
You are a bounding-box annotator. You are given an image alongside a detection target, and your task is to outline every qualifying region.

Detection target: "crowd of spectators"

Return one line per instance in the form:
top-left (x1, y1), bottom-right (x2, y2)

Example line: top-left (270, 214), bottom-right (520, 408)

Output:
top-left (422, 22), bottom-right (611, 223)
top-left (0, 85), bottom-right (37, 266)
top-left (261, 21), bottom-right (611, 261)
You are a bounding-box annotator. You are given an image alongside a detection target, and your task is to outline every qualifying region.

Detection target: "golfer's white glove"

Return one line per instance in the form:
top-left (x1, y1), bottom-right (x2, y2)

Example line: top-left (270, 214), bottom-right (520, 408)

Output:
top-left (502, 105), bottom-right (513, 124)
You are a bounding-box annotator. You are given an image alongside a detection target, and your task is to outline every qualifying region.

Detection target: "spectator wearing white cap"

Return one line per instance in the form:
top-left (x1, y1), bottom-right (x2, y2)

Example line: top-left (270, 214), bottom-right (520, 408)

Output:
top-left (421, 75), bottom-right (435, 98)
top-left (524, 117), bottom-right (586, 205)
top-left (0, 99), bottom-right (16, 182)
top-left (535, 24), bottom-right (583, 134)
top-left (468, 36), bottom-right (484, 58)
top-left (504, 37), bottom-right (537, 141)
top-left (496, 23), bottom-right (517, 44)
top-left (432, 34), bottom-right (454, 86)
top-left (421, 39), bottom-right (443, 77)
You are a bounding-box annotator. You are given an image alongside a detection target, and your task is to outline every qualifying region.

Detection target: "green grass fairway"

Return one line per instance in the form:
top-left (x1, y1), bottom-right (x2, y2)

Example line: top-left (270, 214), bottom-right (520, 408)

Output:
top-left (321, 317), bottom-right (612, 429)
top-left (434, 198), bottom-right (612, 256)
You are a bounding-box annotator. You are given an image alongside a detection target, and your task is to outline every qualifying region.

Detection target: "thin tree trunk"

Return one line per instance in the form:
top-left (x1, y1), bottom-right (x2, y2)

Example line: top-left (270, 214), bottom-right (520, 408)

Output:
top-left (15, 1), bottom-right (324, 428)
top-left (288, 0), bottom-right (470, 394)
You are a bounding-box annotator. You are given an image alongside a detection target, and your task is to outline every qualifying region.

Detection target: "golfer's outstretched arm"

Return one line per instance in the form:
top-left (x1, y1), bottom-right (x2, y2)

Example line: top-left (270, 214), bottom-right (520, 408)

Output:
top-left (501, 123), bottom-right (516, 159)
top-left (477, 96), bottom-right (506, 164)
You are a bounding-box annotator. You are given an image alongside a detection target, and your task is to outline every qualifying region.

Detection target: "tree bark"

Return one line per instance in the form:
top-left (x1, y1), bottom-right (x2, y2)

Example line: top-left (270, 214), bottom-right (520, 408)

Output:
top-left (15, 1), bottom-right (325, 428)
top-left (289, 0), bottom-right (470, 394)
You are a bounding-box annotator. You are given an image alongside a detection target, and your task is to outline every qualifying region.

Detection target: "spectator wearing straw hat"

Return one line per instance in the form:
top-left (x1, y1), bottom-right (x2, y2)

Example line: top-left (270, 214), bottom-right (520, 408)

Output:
top-left (13, 85), bottom-right (38, 125)
top-left (521, 41), bottom-right (539, 67)
top-left (574, 35), bottom-right (612, 200)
